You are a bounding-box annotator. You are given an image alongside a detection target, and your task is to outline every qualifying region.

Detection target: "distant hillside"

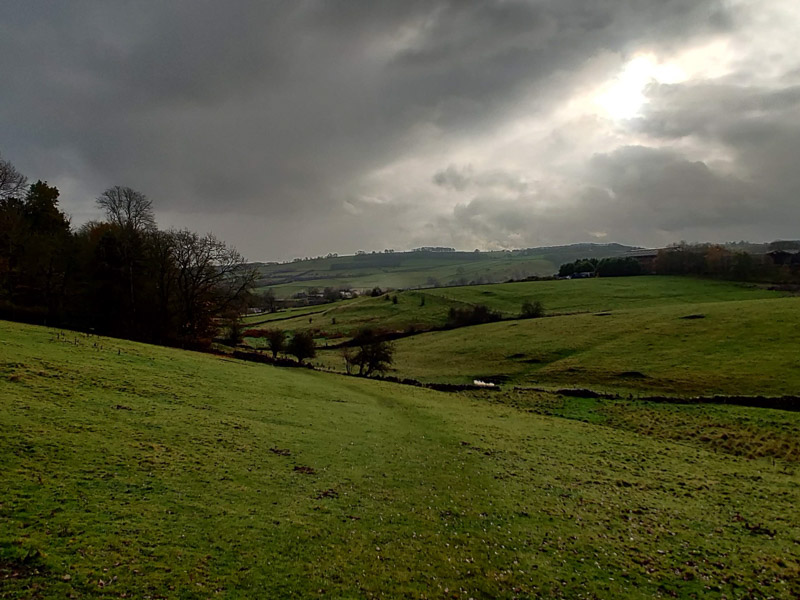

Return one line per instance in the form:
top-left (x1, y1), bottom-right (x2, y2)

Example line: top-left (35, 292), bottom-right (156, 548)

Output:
top-left (253, 243), bottom-right (636, 297)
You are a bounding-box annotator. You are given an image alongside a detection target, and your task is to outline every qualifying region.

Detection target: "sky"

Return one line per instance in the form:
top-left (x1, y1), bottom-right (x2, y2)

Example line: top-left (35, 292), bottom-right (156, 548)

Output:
top-left (1, 0), bottom-right (799, 261)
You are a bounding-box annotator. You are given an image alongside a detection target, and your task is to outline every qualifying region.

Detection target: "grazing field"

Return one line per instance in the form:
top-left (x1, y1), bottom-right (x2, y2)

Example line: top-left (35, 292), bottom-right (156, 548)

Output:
top-left (477, 390), bottom-right (800, 462)
top-left (253, 243), bottom-right (634, 297)
top-left (2, 320), bottom-right (799, 598)
top-left (419, 276), bottom-right (781, 316)
top-left (243, 276), bottom-right (780, 344)
top-left (330, 296), bottom-right (800, 396)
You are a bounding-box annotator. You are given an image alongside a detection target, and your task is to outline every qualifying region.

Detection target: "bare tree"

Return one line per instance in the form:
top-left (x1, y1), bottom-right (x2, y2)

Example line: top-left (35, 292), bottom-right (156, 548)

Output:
top-left (170, 229), bottom-right (257, 340)
top-left (0, 153), bottom-right (28, 200)
top-left (95, 186), bottom-right (156, 325)
top-left (97, 186), bottom-right (156, 233)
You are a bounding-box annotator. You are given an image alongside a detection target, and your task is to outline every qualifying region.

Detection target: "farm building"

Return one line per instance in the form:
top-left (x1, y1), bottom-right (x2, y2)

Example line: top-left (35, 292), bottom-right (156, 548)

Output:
top-left (766, 249), bottom-right (800, 266)
top-left (624, 248), bottom-right (661, 273)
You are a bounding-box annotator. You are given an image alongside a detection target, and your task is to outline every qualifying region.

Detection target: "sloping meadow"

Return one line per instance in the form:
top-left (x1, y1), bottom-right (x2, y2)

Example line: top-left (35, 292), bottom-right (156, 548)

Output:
top-left (367, 296), bottom-right (800, 397)
top-left (1, 320), bottom-right (799, 598)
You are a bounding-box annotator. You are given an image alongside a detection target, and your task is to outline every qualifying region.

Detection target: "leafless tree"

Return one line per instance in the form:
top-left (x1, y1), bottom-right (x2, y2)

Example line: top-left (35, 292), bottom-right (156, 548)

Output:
top-left (170, 229), bottom-right (257, 340)
top-left (95, 186), bottom-right (156, 324)
top-left (0, 153), bottom-right (28, 200)
top-left (97, 186), bottom-right (156, 233)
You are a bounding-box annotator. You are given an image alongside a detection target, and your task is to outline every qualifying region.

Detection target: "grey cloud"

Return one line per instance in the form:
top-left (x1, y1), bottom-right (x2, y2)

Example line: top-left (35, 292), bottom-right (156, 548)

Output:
top-left (433, 166), bottom-right (472, 192)
top-left (632, 79), bottom-right (800, 223)
top-left (433, 146), bottom-right (765, 249)
top-left (433, 165), bottom-right (530, 193)
top-left (0, 0), bottom-right (763, 259)
top-left (586, 146), bottom-right (761, 231)
top-left (635, 82), bottom-right (800, 141)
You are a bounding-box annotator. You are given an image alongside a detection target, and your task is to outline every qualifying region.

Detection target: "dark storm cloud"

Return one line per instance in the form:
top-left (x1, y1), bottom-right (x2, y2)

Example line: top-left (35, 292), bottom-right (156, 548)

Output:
top-left (631, 79), bottom-right (800, 228)
top-left (0, 0), bottom-right (763, 258)
top-left (586, 146), bottom-right (761, 231)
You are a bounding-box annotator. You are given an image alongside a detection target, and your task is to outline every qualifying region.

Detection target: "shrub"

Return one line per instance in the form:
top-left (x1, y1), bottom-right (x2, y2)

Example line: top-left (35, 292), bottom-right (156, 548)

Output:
top-left (287, 331), bottom-right (315, 364)
top-left (446, 304), bottom-right (501, 328)
top-left (520, 300), bottom-right (544, 319)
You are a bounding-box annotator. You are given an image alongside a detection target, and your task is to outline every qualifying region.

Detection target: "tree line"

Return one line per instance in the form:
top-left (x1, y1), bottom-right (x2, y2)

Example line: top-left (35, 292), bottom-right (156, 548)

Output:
top-left (558, 256), bottom-right (643, 278)
top-left (0, 153), bottom-right (255, 347)
top-left (559, 243), bottom-right (798, 282)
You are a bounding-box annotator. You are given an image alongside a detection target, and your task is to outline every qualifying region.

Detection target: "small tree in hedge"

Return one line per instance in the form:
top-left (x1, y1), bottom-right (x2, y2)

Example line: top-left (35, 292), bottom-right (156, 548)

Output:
top-left (347, 328), bottom-right (394, 376)
top-left (264, 329), bottom-right (286, 358)
top-left (223, 312), bottom-right (243, 346)
top-left (287, 331), bottom-right (316, 364)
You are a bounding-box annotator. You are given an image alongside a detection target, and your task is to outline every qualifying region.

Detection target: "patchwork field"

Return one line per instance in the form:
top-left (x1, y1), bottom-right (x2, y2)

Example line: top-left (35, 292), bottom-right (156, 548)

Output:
top-left (2, 320), bottom-right (799, 598)
top-left (247, 276), bottom-right (798, 397)
top-left (253, 243), bottom-right (634, 297)
top-left (243, 276), bottom-right (781, 344)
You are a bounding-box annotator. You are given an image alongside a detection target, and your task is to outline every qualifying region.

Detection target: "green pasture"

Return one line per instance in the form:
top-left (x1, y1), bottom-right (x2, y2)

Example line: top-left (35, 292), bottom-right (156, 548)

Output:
top-left (421, 276), bottom-right (780, 316)
top-left (347, 296), bottom-right (800, 396)
top-left (2, 320), bottom-right (799, 598)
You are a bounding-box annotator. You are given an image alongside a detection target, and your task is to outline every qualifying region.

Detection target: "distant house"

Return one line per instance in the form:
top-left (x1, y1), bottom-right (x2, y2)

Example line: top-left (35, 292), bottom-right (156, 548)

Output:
top-left (569, 271), bottom-right (594, 279)
top-left (625, 248), bottom-right (661, 273)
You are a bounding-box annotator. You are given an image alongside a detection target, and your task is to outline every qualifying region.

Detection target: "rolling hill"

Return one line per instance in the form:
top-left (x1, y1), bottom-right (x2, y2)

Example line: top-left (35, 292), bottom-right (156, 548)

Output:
top-left (2, 319), bottom-right (799, 598)
top-left (252, 243), bottom-right (636, 297)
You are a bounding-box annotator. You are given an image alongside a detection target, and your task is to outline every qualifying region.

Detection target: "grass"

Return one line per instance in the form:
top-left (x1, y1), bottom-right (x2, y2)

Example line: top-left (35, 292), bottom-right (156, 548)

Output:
top-left (481, 389), bottom-right (800, 462)
top-left (2, 320), bottom-right (800, 598)
top-left (420, 276), bottom-right (781, 315)
top-left (344, 296), bottom-right (800, 396)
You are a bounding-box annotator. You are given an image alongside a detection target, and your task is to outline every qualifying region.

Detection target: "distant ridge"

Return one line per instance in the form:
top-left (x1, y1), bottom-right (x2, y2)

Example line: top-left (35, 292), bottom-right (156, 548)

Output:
top-left (251, 242), bottom-right (638, 297)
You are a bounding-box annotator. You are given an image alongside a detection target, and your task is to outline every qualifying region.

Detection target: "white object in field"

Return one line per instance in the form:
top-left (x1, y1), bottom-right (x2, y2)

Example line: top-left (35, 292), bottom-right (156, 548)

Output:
top-left (473, 379), bottom-right (496, 387)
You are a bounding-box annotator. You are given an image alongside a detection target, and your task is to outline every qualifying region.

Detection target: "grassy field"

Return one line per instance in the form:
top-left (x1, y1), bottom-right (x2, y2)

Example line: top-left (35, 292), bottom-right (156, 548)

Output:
top-left (254, 243), bottom-right (634, 297)
top-left (419, 276), bottom-right (781, 315)
top-left (243, 276), bottom-right (781, 344)
top-left (312, 296), bottom-right (800, 396)
top-left (477, 389), bottom-right (800, 462)
top-left (2, 320), bottom-right (800, 598)
top-left (243, 276), bottom-right (798, 397)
